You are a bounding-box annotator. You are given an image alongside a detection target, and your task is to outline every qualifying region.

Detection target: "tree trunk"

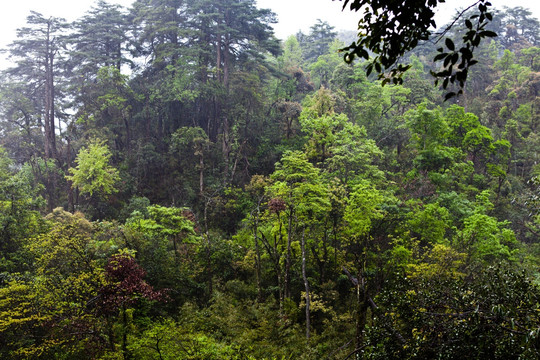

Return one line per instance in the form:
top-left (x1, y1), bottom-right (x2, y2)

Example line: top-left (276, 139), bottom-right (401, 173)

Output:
top-left (43, 20), bottom-right (59, 221)
top-left (284, 208), bottom-right (293, 299)
top-left (301, 226), bottom-right (311, 339)
top-left (253, 203), bottom-right (262, 302)
top-left (260, 230), bottom-right (283, 308)
top-left (216, 34), bottom-right (222, 83)
top-left (123, 116), bottom-right (131, 150)
top-left (355, 256), bottom-right (368, 351)
top-left (276, 213), bottom-right (285, 308)
top-left (44, 158), bottom-right (54, 213)
top-left (44, 21), bottom-right (57, 162)
top-left (222, 116), bottom-right (230, 185)
top-left (66, 136), bottom-right (74, 212)
top-left (223, 37), bottom-right (230, 88)
top-left (204, 198), bottom-right (213, 300)
top-left (223, 10), bottom-right (231, 88)
top-left (122, 304), bottom-right (130, 360)
top-left (199, 152), bottom-right (204, 196)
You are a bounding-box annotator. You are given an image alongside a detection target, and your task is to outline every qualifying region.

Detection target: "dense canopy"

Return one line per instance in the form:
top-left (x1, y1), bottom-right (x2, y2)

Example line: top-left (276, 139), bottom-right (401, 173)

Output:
top-left (0, 1), bottom-right (539, 359)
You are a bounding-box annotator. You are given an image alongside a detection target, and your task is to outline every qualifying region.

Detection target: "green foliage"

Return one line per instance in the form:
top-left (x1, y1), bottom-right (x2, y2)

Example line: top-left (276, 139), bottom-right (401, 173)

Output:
top-left (280, 35), bottom-right (303, 69)
top-left (370, 266), bottom-right (540, 359)
top-left (300, 89), bottom-right (384, 183)
top-left (407, 244), bottom-right (466, 280)
top-left (129, 319), bottom-right (256, 360)
top-left (0, 210), bottom-right (111, 359)
top-left (128, 204), bottom-right (198, 244)
top-left (0, 150), bottom-right (45, 271)
top-left (406, 104), bottom-right (448, 151)
top-left (0, 278), bottom-right (52, 359)
top-left (341, 0), bottom-right (496, 98)
top-left (270, 151), bottom-right (330, 221)
top-left (454, 191), bottom-right (518, 262)
top-left (407, 203), bottom-right (451, 244)
top-left (67, 139), bottom-right (120, 197)
top-left (308, 40), bottom-right (343, 88)
top-left (300, 20), bottom-right (338, 64)
top-left (0, 3), bottom-right (539, 359)
top-left (344, 180), bottom-right (384, 238)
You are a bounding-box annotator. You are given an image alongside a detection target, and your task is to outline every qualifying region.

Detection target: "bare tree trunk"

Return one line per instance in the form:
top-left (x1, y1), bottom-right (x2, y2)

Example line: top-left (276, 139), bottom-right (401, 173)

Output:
top-left (301, 226), bottom-right (311, 339)
top-left (223, 10), bottom-right (230, 88)
top-left (284, 208), bottom-right (293, 299)
top-left (342, 262), bottom-right (368, 351)
top-left (356, 268), bottom-right (368, 351)
top-left (223, 36), bottom-right (230, 88)
top-left (123, 116), bottom-right (131, 150)
top-left (276, 213), bottom-right (284, 308)
top-left (260, 230), bottom-right (283, 309)
top-left (253, 202), bottom-right (262, 302)
top-left (66, 135), bottom-right (74, 212)
top-left (204, 197), bottom-right (213, 300)
top-left (44, 21), bottom-right (57, 162)
top-left (199, 152), bottom-right (204, 196)
top-left (222, 116), bottom-right (230, 185)
top-left (48, 23), bottom-right (62, 211)
top-left (44, 156), bottom-right (54, 213)
top-left (216, 34), bottom-right (222, 82)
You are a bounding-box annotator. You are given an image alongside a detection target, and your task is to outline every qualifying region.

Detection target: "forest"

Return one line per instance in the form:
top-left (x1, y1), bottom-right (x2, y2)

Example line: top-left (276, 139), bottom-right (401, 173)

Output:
top-left (0, 0), bottom-right (539, 359)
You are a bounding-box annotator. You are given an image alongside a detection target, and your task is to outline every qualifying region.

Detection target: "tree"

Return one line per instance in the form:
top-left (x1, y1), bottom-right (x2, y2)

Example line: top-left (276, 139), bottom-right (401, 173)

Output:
top-left (445, 105), bottom-right (496, 173)
top-left (270, 150), bottom-right (330, 338)
top-left (342, 180), bottom-right (385, 351)
top-left (66, 139), bottom-right (120, 218)
top-left (299, 20), bottom-right (337, 65)
top-left (67, 2), bottom-right (133, 154)
top-left (369, 265), bottom-right (540, 358)
top-left (0, 78), bottom-right (45, 165)
top-left (200, 0), bottom-right (280, 88)
top-left (299, 88), bottom-right (383, 183)
top-left (5, 12), bottom-right (68, 161)
top-left (67, 139), bottom-right (119, 198)
top-left (73, 66), bottom-right (135, 150)
top-left (280, 35), bottom-right (303, 69)
top-left (406, 104), bottom-right (456, 173)
top-left (454, 191), bottom-right (518, 263)
top-left (128, 319), bottom-right (246, 360)
top-left (500, 6), bottom-right (540, 49)
top-left (309, 39), bottom-right (343, 88)
top-left (97, 252), bottom-right (164, 359)
top-left (340, 0), bottom-right (498, 98)
top-left (0, 209), bottom-right (108, 359)
top-left (68, 0), bottom-right (130, 75)
top-left (171, 126), bottom-right (211, 197)
top-left (4, 12), bottom-right (70, 211)
top-left (128, 205), bottom-right (199, 262)
top-left (407, 203), bottom-right (452, 245)
top-left (0, 148), bottom-right (45, 272)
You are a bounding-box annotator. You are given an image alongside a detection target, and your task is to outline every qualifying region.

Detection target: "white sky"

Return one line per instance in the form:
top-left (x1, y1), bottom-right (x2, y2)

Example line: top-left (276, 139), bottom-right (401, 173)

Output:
top-left (0, 0), bottom-right (539, 69)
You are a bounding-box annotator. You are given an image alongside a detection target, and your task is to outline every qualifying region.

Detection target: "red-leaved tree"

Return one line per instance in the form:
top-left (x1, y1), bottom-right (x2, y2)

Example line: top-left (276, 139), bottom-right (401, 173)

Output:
top-left (97, 253), bottom-right (166, 356)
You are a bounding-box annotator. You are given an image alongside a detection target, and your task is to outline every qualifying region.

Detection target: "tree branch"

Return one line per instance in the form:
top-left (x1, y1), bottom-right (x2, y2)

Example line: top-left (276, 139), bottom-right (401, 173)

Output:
top-left (433, 1), bottom-right (482, 43)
